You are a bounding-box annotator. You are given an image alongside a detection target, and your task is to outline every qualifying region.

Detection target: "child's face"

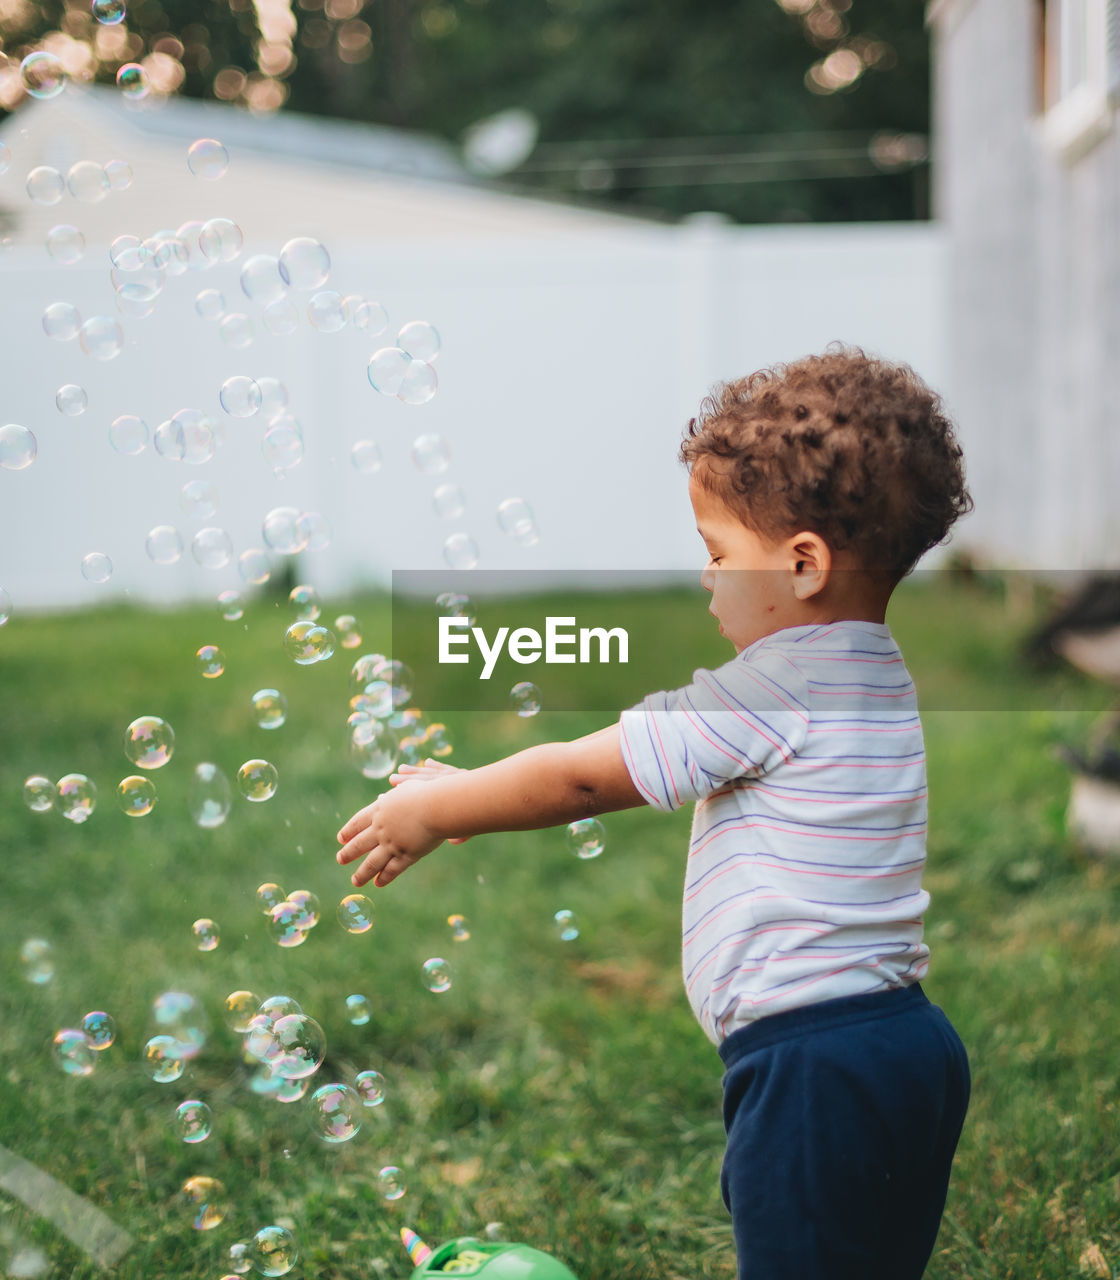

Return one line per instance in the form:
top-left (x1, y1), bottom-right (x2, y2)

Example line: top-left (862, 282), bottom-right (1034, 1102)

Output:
top-left (688, 470), bottom-right (800, 653)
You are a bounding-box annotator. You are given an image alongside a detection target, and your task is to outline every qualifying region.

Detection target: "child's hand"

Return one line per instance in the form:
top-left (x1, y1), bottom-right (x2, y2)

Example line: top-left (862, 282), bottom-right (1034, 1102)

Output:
top-left (388, 759), bottom-right (470, 844)
top-left (336, 780), bottom-right (446, 889)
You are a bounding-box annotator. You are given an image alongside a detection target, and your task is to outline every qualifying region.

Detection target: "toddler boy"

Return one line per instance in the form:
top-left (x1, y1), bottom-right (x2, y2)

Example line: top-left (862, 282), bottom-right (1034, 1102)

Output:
top-left (335, 345), bottom-right (973, 1279)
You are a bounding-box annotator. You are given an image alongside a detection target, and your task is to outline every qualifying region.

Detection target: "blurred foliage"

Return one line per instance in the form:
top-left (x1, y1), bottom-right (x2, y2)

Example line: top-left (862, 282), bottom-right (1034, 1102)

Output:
top-left (1, 0), bottom-right (930, 223)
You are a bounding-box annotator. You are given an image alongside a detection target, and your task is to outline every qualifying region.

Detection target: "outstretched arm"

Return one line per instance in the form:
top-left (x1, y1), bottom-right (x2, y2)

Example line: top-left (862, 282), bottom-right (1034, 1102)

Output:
top-left (336, 723), bottom-right (645, 888)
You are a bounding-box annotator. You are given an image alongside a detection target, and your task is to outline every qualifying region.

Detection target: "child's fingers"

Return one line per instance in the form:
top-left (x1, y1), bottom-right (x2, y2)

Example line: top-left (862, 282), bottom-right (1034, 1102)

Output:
top-left (336, 827), bottom-right (378, 866)
top-left (337, 803), bottom-right (376, 844)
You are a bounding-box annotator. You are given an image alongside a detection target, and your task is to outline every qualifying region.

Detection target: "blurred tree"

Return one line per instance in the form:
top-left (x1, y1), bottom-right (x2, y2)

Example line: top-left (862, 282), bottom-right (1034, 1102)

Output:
top-left (1, 0), bottom-right (929, 223)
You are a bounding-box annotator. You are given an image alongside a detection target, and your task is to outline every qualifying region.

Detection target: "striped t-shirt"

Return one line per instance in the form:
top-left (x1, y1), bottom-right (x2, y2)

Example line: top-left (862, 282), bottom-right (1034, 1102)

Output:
top-left (618, 620), bottom-right (931, 1046)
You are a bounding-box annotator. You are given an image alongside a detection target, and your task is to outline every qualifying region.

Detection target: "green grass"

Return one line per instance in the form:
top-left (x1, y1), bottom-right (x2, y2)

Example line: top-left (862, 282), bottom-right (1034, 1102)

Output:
top-left (0, 575), bottom-right (1118, 1280)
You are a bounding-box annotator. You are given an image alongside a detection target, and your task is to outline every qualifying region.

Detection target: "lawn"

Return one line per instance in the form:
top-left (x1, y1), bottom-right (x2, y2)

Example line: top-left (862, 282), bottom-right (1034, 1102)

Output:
top-left (0, 572), bottom-right (1118, 1280)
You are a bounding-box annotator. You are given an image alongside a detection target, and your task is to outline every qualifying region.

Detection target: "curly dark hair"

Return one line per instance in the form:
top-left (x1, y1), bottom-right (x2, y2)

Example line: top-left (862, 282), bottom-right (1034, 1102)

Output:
top-left (680, 344), bottom-right (973, 583)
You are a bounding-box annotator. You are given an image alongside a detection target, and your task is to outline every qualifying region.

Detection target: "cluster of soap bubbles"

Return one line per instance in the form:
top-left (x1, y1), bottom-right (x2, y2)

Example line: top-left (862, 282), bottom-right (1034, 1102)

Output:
top-left (27, 155), bottom-right (132, 211)
top-left (52, 1010), bottom-right (116, 1077)
top-left (256, 881), bottom-right (322, 948)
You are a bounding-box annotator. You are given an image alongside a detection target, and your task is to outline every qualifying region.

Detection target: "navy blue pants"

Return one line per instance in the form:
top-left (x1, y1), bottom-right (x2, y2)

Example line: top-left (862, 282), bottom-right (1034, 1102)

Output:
top-left (718, 983), bottom-right (970, 1280)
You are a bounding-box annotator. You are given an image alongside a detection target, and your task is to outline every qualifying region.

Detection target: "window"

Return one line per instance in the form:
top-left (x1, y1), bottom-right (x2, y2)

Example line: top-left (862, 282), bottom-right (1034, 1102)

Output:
top-left (1037, 0), bottom-right (1117, 159)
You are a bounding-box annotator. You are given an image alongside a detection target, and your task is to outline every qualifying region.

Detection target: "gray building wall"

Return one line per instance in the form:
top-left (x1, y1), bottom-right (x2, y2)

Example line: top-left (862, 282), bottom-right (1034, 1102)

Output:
top-left (931, 0), bottom-right (1120, 570)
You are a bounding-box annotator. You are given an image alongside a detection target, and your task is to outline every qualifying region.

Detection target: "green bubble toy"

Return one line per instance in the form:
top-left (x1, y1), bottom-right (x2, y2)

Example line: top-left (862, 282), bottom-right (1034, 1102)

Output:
top-left (400, 1227), bottom-right (579, 1278)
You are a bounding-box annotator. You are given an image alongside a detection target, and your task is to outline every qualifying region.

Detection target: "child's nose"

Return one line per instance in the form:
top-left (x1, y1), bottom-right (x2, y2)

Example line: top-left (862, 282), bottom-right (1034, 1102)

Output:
top-left (700, 565), bottom-right (715, 593)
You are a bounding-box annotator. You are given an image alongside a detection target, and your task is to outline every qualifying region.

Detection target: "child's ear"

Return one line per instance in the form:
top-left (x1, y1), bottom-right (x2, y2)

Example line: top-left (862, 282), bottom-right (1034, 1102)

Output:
top-left (789, 533), bottom-right (831, 601)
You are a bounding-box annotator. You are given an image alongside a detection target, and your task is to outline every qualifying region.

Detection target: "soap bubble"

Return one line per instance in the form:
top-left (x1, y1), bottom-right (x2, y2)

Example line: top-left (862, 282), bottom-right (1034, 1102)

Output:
top-left (223, 990), bottom-right (259, 1033)
top-left (93, 0), bottom-right (127, 22)
top-left (278, 237), bottom-right (330, 289)
top-left (421, 958), bottom-right (452, 993)
top-left (219, 375), bottom-right (261, 418)
top-left (378, 1167), bottom-right (406, 1201)
top-left (151, 990), bottom-right (209, 1059)
top-left (510, 682), bottom-right (541, 717)
top-left (436, 591), bottom-right (476, 625)
top-left (443, 533), bottom-right (479, 571)
top-left (269, 1013), bottom-right (325, 1079)
top-left (192, 528), bottom-right (233, 569)
top-left (192, 918), bottom-right (220, 951)
top-left (239, 548), bottom-right (271, 585)
top-left (55, 384), bottom-right (87, 417)
top-left (53, 1029), bottom-right (95, 1077)
top-left (199, 217), bottom-right (243, 264)
top-left (188, 138), bottom-right (229, 180)
top-left (80, 551), bottom-right (112, 583)
top-left (42, 301), bottom-right (81, 340)
top-left (116, 62), bottom-right (149, 98)
top-left (116, 774), bottom-right (156, 816)
top-left (497, 498), bottom-right (535, 537)
top-left (56, 773), bottom-right (97, 823)
top-left (307, 290), bottom-right (348, 332)
top-left (78, 316), bottom-right (124, 361)
top-left (397, 360), bottom-right (438, 405)
top-left (256, 883), bottom-right (286, 913)
top-left (251, 689), bottom-right (287, 729)
top-left (337, 894), bottom-right (374, 933)
top-left (567, 817), bottom-right (605, 860)
top-left (349, 716), bottom-right (398, 778)
top-left (352, 300), bottom-right (389, 333)
top-left (145, 525), bottom-right (183, 565)
top-left (397, 320), bottom-right (441, 362)
top-left (267, 901), bottom-right (308, 949)
top-left (46, 224), bottom-right (85, 265)
top-left (447, 913), bottom-right (470, 941)
top-left (262, 506), bottom-right (307, 554)
top-left (163, 407), bottom-right (217, 464)
top-left (26, 165), bottom-right (65, 206)
top-left (287, 889), bottom-right (320, 925)
top-left (112, 259), bottom-right (163, 306)
top-left (81, 1010), bottom-right (116, 1049)
top-left (554, 909), bottom-right (579, 941)
top-left (0, 587), bottom-right (10, 626)
top-left (335, 615), bottom-right (362, 648)
top-left (240, 254), bottom-right (285, 305)
top-left (104, 158), bottom-right (132, 189)
top-left (350, 440), bottom-right (381, 473)
top-left (251, 1226), bottom-right (298, 1277)
top-left (433, 483), bottom-right (466, 519)
top-left (261, 417), bottom-right (304, 472)
top-left (189, 762), bottom-right (232, 828)
top-left (262, 299), bottom-right (298, 335)
top-left (181, 1176), bottom-right (227, 1230)
top-left (228, 1241), bottom-right (253, 1275)
top-left (183, 482), bottom-right (220, 519)
top-left (366, 346), bottom-right (410, 395)
top-left (20, 938), bottom-right (54, 984)
top-left (345, 994), bottom-right (371, 1025)
top-left (124, 715), bottom-right (175, 769)
top-left (238, 759), bottom-right (278, 801)
top-left (109, 234), bottom-right (145, 269)
top-left (283, 620), bottom-right (335, 664)
top-left (220, 313), bottom-right (253, 348)
top-left (0, 424), bottom-right (37, 470)
top-left (67, 161), bottom-right (109, 204)
top-left (21, 52), bottom-right (66, 99)
top-left (142, 1034), bottom-right (185, 1083)
top-left (195, 289), bottom-right (226, 320)
top-left (255, 376), bottom-right (288, 417)
top-left (23, 776), bottom-right (56, 812)
top-left (427, 723), bottom-right (453, 757)
top-left (109, 414), bottom-right (148, 454)
top-left (309, 1083), bottom-right (362, 1143)
top-left (354, 1069), bottom-right (386, 1106)
top-left (411, 432), bottom-right (450, 474)
top-left (218, 590), bottom-right (243, 620)
top-left (288, 583), bottom-right (321, 620)
top-left (175, 1100), bottom-right (212, 1143)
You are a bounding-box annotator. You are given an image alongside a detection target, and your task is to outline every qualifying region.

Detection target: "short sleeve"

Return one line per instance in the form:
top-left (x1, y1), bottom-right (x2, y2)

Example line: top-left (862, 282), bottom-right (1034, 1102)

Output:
top-left (618, 647), bottom-right (811, 813)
